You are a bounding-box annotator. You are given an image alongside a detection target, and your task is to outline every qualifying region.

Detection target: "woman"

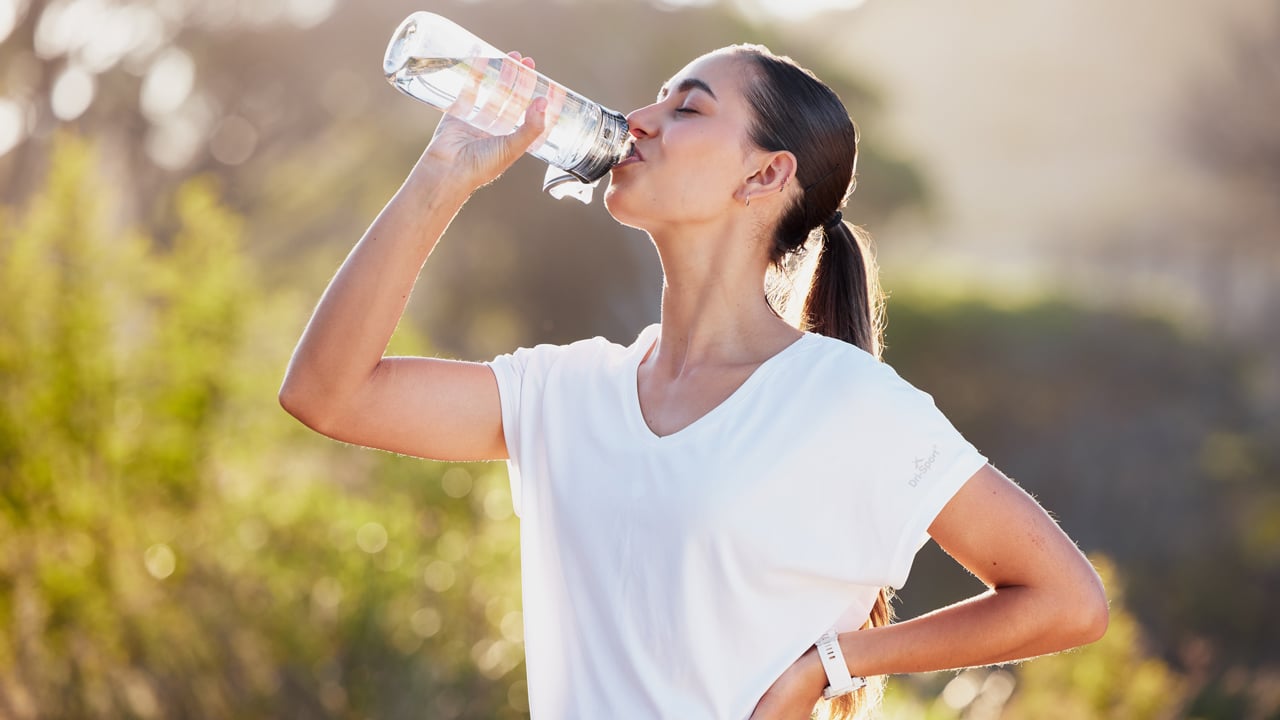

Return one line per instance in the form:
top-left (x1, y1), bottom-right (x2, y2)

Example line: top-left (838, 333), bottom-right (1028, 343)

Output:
top-left (280, 45), bottom-right (1108, 719)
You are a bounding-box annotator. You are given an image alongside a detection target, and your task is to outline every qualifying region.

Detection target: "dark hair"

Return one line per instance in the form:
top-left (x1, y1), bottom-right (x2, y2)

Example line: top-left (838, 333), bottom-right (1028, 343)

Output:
top-left (733, 45), bottom-right (890, 720)
top-left (732, 45), bottom-right (885, 361)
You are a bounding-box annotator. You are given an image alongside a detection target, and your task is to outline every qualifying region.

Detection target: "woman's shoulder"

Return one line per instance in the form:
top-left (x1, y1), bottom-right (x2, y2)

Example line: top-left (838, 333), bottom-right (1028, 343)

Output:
top-left (493, 324), bottom-right (653, 371)
top-left (792, 332), bottom-right (918, 395)
top-left (795, 331), bottom-right (883, 372)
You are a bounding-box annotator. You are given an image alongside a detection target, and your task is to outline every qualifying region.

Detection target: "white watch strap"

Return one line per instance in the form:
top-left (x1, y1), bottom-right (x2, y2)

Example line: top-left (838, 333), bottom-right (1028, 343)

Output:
top-left (816, 626), bottom-right (866, 700)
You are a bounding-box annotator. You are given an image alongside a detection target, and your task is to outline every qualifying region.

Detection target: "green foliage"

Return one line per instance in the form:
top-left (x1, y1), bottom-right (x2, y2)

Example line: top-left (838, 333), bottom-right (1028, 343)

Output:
top-left (0, 134), bottom-right (524, 719)
top-left (880, 289), bottom-right (1280, 718)
top-left (881, 289), bottom-right (1280, 666)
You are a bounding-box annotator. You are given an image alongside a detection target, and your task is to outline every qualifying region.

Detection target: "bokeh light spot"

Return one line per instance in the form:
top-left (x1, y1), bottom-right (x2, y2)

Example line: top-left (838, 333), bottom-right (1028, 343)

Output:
top-left (508, 679), bottom-right (529, 713)
top-left (286, 0), bottom-right (335, 29)
top-left (436, 530), bottom-right (468, 563)
top-left (312, 576), bottom-right (342, 609)
top-left (982, 670), bottom-right (1017, 705)
top-left (140, 46), bottom-right (194, 120)
top-left (0, 0), bottom-right (25, 46)
top-left (410, 606), bottom-right (442, 638)
top-left (942, 670), bottom-right (981, 710)
top-left (0, 98), bottom-right (25, 157)
top-left (500, 610), bottom-right (523, 643)
top-left (423, 560), bottom-right (455, 592)
top-left (745, 0), bottom-right (867, 20)
top-left (441, 466), bottom-right (472, 498)
top-left (484, 486), bottom-right (512, 520)
top-left (356, 521), bottom-right (388, 554)
top-left (50, 65), bottom-right (95, 121)
top-left (144, 543), bottom-right (176, 579)
top-left (209, 114), bottom-right (258, 165)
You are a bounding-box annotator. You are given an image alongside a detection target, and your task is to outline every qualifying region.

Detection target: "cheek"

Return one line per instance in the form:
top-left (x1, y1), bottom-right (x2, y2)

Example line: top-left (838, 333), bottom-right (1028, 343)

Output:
top-left (604, 125), bottom-right (747, 222)
top-left (667, 140), bottom-right (744, 210)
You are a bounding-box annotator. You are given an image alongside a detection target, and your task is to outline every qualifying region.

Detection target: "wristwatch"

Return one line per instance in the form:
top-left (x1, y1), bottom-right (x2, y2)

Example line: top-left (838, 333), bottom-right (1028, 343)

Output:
top-left (816, 627), bottom-right (866, 700)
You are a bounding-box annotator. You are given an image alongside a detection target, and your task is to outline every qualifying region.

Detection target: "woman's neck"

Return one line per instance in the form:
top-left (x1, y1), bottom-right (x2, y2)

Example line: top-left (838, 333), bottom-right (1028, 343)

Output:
top-left (646, 225), bottom-right (801, 376)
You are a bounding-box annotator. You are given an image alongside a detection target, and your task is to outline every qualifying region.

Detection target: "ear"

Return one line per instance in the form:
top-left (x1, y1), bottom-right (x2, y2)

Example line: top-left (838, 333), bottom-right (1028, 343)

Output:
top-left (739, 150), bottom-right (797, 205)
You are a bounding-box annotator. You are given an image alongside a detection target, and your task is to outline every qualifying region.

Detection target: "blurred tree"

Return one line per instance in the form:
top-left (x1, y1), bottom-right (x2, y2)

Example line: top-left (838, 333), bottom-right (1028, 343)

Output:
top-left (881, 287), bottom-right (1280, 718)
top-left (0, 133), bottom-right (526, 719)
top-left (1053, 4), bottom-right (1280, 380)
top-left (1178, 5), bottom-right (1280, 352)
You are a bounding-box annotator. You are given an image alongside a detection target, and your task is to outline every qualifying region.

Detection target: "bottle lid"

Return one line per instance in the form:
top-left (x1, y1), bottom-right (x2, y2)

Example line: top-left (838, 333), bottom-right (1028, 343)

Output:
top-left (543, 168), bottom-right (600, 203)
top-left (561, 108), bottom-right (629, 184)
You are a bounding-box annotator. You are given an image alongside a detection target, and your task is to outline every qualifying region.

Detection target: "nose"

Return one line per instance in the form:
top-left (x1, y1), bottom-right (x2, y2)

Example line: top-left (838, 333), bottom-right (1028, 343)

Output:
top-left (625, 103), bottom-right (659, 139)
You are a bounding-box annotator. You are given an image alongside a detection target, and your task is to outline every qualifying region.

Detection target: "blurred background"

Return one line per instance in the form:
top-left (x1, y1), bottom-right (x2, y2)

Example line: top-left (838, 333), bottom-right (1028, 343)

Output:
top-left (1, 0), bottom-right (1277, 717)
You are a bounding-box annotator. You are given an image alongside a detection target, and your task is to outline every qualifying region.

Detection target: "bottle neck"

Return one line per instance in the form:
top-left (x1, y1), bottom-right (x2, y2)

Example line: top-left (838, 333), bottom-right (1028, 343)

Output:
top-left (564, 107), bottom-right (629, 183)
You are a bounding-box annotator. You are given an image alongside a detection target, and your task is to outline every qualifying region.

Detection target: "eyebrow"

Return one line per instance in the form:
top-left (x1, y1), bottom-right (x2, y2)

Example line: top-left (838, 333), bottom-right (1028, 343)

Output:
top-left (657, 78), bottom-right (718, 103)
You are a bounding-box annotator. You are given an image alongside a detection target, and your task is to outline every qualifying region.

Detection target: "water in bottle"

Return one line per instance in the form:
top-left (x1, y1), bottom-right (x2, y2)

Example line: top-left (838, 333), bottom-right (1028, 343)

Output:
top-left (383, 12), bottom-right (631, 202)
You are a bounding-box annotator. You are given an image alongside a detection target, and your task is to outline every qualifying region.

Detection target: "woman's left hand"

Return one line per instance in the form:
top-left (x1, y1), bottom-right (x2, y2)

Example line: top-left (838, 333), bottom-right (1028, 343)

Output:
top-left (749, 648), bottom-right (826, 720)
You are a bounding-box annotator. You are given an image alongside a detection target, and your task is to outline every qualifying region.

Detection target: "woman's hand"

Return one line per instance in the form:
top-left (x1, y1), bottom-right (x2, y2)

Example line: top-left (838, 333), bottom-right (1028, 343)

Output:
top-left (749, 648), bottom-right (826, 720)
top-left (415, 52), bottom-right (548, 191)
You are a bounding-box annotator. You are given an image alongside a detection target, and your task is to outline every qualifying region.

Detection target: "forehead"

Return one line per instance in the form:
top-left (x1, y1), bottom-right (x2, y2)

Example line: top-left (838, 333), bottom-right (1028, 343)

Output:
top-left (658, 52), bottom-right (751, 101)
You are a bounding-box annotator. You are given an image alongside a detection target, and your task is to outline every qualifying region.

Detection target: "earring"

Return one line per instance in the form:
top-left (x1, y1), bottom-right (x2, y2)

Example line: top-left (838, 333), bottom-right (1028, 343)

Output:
top-left (746, 197), bottom-right (751, 208)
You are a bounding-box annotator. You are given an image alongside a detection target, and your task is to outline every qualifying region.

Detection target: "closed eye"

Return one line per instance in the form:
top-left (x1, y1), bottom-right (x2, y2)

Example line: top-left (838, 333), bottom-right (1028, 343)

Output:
top-left (675, 106), bottom-right (698, 115)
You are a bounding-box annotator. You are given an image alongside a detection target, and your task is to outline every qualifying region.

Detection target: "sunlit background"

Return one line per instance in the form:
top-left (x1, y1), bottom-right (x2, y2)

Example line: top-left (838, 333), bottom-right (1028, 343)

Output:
top-left (1, 0), bottom-right (1277, 718)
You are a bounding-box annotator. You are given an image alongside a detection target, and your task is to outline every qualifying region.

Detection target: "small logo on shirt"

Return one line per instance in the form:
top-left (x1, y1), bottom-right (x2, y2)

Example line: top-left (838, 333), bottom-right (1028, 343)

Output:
top-left (910, 445), bottom-right (939, 488)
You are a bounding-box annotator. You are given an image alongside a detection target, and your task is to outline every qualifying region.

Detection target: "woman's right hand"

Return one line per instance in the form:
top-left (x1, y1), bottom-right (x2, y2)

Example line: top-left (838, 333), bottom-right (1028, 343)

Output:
top-left (416, 52), bottom-right (549, 191)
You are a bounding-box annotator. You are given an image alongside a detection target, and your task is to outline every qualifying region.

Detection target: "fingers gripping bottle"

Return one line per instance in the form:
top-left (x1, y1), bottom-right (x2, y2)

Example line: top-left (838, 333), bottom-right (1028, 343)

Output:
top-left (383, 12), bottom-right (631, 203)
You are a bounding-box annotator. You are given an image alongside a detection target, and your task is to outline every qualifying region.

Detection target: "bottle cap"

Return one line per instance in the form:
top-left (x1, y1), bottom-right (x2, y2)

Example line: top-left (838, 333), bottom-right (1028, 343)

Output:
top-left (543, 167), bottom-right (600, 203)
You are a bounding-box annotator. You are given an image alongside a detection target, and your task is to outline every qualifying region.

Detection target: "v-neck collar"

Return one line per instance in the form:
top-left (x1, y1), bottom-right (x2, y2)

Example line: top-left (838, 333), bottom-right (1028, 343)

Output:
top-left (626, 324), bottom-right (814, 443)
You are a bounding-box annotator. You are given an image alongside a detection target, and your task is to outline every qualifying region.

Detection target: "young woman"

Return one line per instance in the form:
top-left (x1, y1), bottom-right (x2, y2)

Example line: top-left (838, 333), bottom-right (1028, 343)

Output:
top-left (280, 45), bottom-right (1108, 719)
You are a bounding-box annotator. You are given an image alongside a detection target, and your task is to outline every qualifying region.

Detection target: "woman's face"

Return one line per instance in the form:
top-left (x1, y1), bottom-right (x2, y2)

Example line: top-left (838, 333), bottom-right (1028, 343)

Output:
top-left (604, 51), bottom-right (764, 232)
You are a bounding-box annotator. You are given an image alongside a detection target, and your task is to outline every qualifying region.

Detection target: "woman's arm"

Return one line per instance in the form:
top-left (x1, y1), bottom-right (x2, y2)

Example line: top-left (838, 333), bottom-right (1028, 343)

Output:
top-left (752, 463), bottom-right (1108, 718)
top-left (279, 54), bottom-right (547, 461)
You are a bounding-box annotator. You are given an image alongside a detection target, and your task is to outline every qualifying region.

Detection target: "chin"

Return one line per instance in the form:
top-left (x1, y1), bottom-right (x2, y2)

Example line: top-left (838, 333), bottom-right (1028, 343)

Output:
top-left (602, 178), bottom-right (649, 231)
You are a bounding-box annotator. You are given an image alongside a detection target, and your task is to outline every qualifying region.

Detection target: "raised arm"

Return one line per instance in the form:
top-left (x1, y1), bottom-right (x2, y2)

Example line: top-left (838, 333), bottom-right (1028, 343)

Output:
top-left (752, 464), bottom-right (1108, 719)
top-left (279, 53), bottom-right (547, 462)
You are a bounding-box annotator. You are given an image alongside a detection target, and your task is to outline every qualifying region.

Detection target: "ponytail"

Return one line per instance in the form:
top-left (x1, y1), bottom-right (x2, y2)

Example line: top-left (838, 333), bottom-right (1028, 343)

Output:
top-left (802, 217), bottom-right (885, 360)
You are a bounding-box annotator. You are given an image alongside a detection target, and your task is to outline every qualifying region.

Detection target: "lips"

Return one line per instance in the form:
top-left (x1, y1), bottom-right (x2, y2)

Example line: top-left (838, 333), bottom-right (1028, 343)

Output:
top-left (613, 141), bottom-right (643, 169)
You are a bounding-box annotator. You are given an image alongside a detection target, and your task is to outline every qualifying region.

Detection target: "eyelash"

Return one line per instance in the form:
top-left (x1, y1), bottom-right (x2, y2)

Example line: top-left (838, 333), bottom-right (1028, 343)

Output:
top-left (675, 107), bottom-right (698, 115)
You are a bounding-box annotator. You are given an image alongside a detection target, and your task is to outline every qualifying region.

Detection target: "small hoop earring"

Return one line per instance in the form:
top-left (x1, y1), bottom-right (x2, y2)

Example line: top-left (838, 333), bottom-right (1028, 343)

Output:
top-left (746, 197), bottom-right (751, 208)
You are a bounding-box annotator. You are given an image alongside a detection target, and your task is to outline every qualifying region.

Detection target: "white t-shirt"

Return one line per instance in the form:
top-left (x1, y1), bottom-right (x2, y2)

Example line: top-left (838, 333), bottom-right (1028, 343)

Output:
top-left (486, 324), bottom-right (986, 719)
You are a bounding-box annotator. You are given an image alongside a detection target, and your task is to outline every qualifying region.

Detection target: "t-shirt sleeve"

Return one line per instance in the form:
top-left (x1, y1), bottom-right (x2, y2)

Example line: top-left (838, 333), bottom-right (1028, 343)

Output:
top-left (845, 363), bottom-right (988, 589)
top-left (485, 342), bottom-right (567, 518)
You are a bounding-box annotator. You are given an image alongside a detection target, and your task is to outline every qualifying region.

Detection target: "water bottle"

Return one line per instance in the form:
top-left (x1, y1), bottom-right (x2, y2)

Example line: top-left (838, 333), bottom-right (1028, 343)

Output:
top-left (382, 12), bottom-right (631, 203)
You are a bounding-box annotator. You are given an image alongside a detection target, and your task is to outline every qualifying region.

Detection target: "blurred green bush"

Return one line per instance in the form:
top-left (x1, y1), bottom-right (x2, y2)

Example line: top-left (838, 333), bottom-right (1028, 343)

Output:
top-left (0, 134), bottom-right (525, 719)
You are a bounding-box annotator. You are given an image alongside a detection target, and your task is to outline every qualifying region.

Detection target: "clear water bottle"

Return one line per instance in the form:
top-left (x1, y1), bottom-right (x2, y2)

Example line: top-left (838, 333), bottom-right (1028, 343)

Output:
top-left (382, 12), bottom-right (631, 203)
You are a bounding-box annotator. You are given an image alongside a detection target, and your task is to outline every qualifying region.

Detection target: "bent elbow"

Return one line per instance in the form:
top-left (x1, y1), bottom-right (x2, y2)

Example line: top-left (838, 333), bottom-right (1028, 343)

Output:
top-left (278, 378), bottom-right (332, 434)
top-left (1077, 586), bottom-right (1111, 645)
top-left (1062, 571), bottom-right (1110, 647)
top-left (277, 379), bottom-right (308, 421)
